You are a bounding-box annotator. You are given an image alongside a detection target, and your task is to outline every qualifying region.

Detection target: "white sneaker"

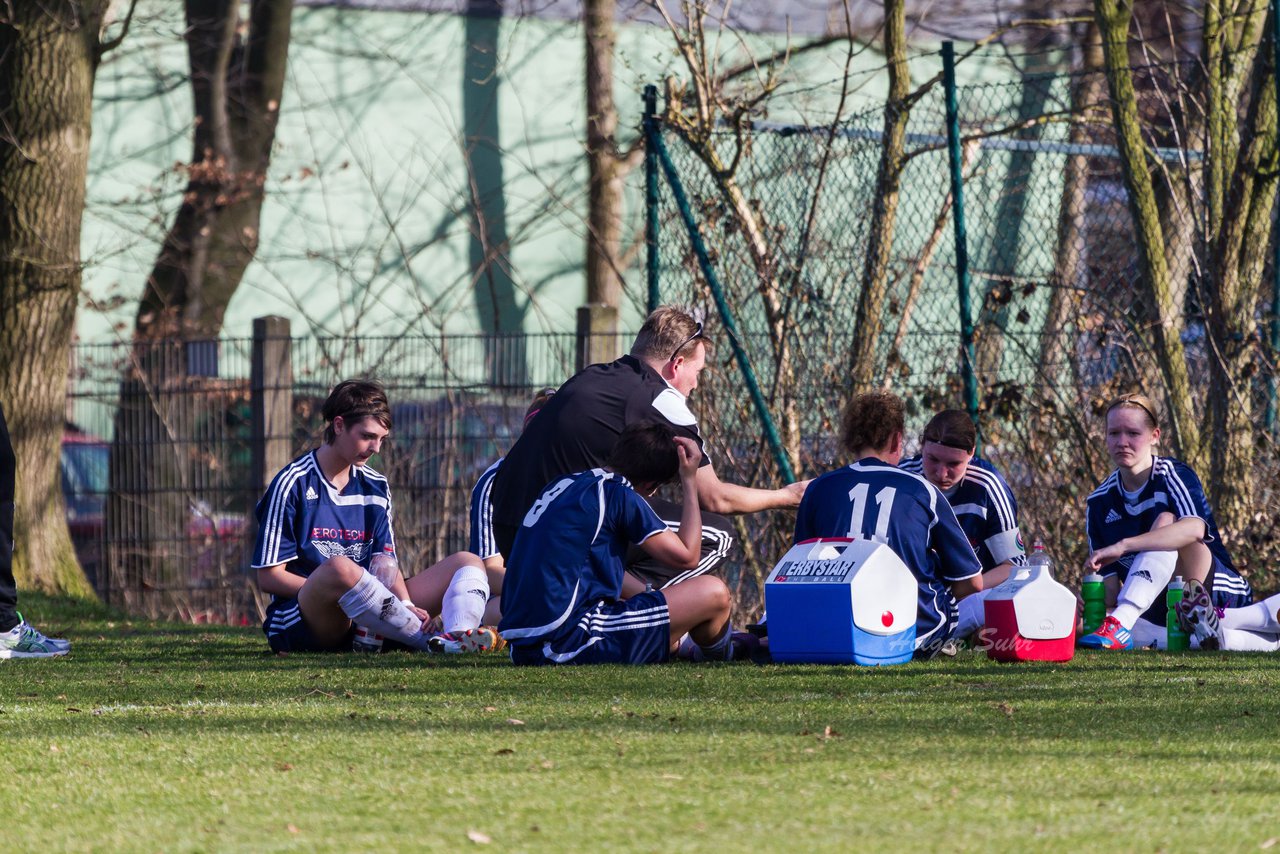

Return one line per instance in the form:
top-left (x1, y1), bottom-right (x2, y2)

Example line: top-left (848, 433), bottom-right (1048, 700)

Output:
top-left (1175, 580), bottom-right (1224, 650)
top-left (0, 614), bottom-right (70, 659)
top-left (427, 626), bottom-right (505, 654)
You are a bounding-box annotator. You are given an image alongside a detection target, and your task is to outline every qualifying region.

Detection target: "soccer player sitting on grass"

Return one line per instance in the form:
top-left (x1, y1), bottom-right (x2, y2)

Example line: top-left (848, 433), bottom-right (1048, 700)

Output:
top-left (899, 409), bottom-right (1025, 642)
top-left (498, 422), bottom-right (737, 665)
top-left (468, 387), bottom-right (557, 578)
top-left (793, 390), bottom-right (983, 659)
top-left (254, 379), bottom-right (499, 654)
top-left (1077, 393), bottom-right (1253, 650)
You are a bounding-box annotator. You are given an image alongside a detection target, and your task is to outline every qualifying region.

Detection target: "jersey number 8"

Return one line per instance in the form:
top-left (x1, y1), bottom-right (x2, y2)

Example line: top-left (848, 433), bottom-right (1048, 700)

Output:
top-left (523, 478), bottom-right (574, 527)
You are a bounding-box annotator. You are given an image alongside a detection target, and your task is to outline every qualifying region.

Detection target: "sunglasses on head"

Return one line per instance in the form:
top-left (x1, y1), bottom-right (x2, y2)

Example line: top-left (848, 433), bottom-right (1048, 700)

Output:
top-left (668, 321), bottom-right (703, 362)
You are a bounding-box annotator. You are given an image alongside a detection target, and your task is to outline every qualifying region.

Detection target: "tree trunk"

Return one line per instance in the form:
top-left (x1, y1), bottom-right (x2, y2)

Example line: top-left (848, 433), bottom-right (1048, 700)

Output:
top-left (1205, 33), bottom-right (1278, 538)
top-left (585, 0), bottom-right (624, 316)
top-left (1093, 0), bottom-right (1201, 466)
top-left (107, 0), bottom-right (293, 613)
top-left (1040, 23), bottom-right (1103, 393)
top-left (849, 0), bottom-right (908, 392)
top-left (0, 2), bottom-right (110, 597)
top-left (464, 0), bottom-right (526, 388)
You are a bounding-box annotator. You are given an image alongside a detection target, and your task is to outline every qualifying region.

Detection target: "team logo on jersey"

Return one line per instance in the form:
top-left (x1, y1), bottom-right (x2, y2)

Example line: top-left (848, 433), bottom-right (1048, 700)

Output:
top-left (305, 486), bottom-right (319, 501)
top-left (1015, 533), bottom-right (1025, 554)
top-left (313, 539), bottom-right (372, 563)
top-left (1105, 509), bottom-right (1122, 524)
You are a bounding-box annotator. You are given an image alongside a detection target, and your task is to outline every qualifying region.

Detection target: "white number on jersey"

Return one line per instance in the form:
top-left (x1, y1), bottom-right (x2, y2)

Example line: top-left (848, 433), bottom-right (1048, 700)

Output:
top-left (522, 478), bottom-right (574, 527)
top-left (846, 483), bottom-right (897, 544)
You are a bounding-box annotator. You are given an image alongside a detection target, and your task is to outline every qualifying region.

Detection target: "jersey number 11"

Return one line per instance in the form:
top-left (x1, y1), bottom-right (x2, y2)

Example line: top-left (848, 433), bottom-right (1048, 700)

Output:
top-left (847, 483), bottom-right (896, 544)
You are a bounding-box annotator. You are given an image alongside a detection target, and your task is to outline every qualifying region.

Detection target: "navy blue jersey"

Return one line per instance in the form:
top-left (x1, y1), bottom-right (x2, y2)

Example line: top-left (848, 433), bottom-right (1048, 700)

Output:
top-left (252, 450), bottom-right (396, 597)
top-left (499, 469), bottom-right (667, 644)
top-left (469, 458), bottom-right (502, 560)
top-left (900, 455), bottom-right (1025, 572)
top-left (795, 458), bottom-right (981, 648)
top-left (1087, 456), bottom-right (1236, 623)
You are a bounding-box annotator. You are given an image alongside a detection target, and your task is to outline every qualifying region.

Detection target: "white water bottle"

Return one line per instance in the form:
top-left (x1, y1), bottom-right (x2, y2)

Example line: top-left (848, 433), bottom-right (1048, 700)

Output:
top-left (1027, 538), bottom-right (1053, 574)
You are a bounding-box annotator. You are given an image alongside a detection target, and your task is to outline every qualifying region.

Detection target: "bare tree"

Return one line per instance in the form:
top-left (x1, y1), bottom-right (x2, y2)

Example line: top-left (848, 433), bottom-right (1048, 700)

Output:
top-left (1093, 0), bottom-right (1277, 535)
top-left (849, 0), bottom-right (908, 392)
top-left (107, 0), bottom-right (293, 610)
top-left (0, 1), bottom-right (135, 595)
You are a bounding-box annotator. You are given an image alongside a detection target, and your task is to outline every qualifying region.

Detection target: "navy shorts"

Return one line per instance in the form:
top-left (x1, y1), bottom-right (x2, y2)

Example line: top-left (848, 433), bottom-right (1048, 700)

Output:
top-left (509, 590), bottom-right (672, 666)
top-left (1211, 560), bottom-right (1254, 610)
top-left (263, 598), bottom-right (355, 653)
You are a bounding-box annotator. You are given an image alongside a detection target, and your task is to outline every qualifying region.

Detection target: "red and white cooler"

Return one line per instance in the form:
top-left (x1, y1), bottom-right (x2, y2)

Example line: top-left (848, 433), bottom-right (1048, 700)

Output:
top-left (982, 565), bottom-right (1077, 662)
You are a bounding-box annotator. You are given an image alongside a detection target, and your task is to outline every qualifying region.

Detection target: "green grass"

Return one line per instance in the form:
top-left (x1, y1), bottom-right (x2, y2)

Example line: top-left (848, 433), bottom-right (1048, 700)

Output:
top-left (5, 594), bottom-right (1280, 853)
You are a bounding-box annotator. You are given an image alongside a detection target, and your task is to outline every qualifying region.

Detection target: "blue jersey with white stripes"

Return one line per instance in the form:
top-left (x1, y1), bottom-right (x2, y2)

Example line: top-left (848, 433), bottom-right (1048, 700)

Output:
top-left (899, 455), bottom-right (1025, 572)
top-left (469, 458), bottom-right (502, 560)
top-left (794, 457), bottom-right (982, 648)
top-left (499, 469), bottom-right (667, 645)
top-left (251, 450), bottom-right (396, 597)
top-left (1086, 456), bottom-right (1243, 622)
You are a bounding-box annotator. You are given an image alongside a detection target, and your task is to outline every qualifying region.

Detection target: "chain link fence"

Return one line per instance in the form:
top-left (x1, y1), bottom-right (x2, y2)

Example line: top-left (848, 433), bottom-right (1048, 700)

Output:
top-left (648, 51), bottom-right (1280, 609)
top-left (64, 331), bottom-right (608, 623)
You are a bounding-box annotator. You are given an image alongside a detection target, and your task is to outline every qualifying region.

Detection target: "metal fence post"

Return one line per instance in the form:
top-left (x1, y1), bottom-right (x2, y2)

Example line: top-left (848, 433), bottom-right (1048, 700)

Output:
top-left (644, 84), bottom-right (661, 315)
top-left (649, 131), bottom-right (797, 484)
top-left (942, 41), bottom-right (981, 449)
top-left (251, 316), bottom-right (292, 498)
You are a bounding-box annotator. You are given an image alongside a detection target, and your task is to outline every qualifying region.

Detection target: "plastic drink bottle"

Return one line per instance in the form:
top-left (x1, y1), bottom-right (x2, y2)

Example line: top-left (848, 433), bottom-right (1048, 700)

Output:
top-left (1027, 539), bottom-right (1052, 571)
top-left (1166, 576), bottom-right (1189, 651)
top-left (1081, 572), bottom-right (1106, 635)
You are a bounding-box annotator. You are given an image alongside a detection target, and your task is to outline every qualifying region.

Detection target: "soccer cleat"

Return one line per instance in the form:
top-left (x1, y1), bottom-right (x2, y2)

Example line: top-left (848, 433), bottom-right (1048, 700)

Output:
top-left (1175, 579), bottom-right (1224, 650)
top-left (1077, 615), bottom-right (1133, 650)
top-left (428, 626), bottom-right (506, 654)
top-left (0, 614), bottom-right (70, 659)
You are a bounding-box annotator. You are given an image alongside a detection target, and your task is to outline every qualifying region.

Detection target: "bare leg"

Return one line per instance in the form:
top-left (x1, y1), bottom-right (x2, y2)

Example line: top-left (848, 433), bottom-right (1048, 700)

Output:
top-left (662, 576), bottom-right (731, 648)
top-left (296, 556), bottom-right (365, 646)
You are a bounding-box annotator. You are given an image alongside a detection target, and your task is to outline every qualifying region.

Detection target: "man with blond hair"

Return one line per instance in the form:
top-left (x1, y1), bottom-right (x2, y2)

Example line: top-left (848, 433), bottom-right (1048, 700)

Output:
top-left (491, 305), bottom-right (806, 591)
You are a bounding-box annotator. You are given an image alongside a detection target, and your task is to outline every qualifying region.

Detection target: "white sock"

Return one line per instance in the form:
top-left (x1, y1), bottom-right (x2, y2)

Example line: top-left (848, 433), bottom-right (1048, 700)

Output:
top-left (441, 564), bottom-right (490, 635)
top-left (697, 623), bottom-right (734, 661)
top-left (337, 571), bottom-right (429, 651)
top-left (1220, 592), bottom-right (1280, 633)
top-left (1219, 627), bottom-right (1280, 652)
top-left (956, 590), bottom-right (989, 638)
top-left (1110, 551), bottom-right (1177, 628)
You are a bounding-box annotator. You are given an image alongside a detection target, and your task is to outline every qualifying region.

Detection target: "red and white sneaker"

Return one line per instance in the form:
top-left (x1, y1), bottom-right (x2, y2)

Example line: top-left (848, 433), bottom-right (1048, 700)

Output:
top-left (1077, 615), bottom-right (1133, 650)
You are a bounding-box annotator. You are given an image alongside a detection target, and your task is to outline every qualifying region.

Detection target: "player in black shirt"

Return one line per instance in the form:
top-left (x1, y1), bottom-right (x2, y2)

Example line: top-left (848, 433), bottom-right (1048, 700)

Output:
top-left (491, 306), bottom-right (808, 590)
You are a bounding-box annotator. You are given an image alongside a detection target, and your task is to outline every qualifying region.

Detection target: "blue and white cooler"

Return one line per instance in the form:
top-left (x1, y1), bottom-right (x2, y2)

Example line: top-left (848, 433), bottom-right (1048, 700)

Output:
top-left (764, 537), bottom-right (917, 665)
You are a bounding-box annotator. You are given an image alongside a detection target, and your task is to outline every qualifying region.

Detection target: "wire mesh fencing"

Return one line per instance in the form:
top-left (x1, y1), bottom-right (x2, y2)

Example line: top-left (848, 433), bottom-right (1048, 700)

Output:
top-left (648, 50), bottom-right (1280, 608)
top-left (64, 329), bottom-right (606, 623)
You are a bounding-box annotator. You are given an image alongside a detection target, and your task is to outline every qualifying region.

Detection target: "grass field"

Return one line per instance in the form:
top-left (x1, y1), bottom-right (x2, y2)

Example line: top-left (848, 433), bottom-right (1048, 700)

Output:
top-left (4, 594), bottom-right (1280, 853)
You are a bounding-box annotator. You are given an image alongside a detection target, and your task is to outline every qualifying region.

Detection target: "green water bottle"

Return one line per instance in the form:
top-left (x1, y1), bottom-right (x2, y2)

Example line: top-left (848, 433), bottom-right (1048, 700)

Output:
top-left (1166, 576), bottom-right (1189, 651)
top-left (1081, 572), bottom-right (1106, 635)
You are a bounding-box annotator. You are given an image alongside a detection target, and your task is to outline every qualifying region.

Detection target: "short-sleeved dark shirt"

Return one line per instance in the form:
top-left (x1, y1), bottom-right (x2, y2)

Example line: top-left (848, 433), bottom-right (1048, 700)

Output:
top-left (491, 355), bottom-right (709, 532)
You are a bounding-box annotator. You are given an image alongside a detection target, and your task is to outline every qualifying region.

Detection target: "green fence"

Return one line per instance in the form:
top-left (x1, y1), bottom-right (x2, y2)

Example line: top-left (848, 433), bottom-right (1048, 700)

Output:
top-left (645, 47), bottom-right (1280, 603)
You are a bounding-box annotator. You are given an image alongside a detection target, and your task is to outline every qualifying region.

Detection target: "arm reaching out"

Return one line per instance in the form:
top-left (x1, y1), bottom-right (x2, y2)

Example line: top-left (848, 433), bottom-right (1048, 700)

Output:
top-left (695, 463), bottom-right (811, 515)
